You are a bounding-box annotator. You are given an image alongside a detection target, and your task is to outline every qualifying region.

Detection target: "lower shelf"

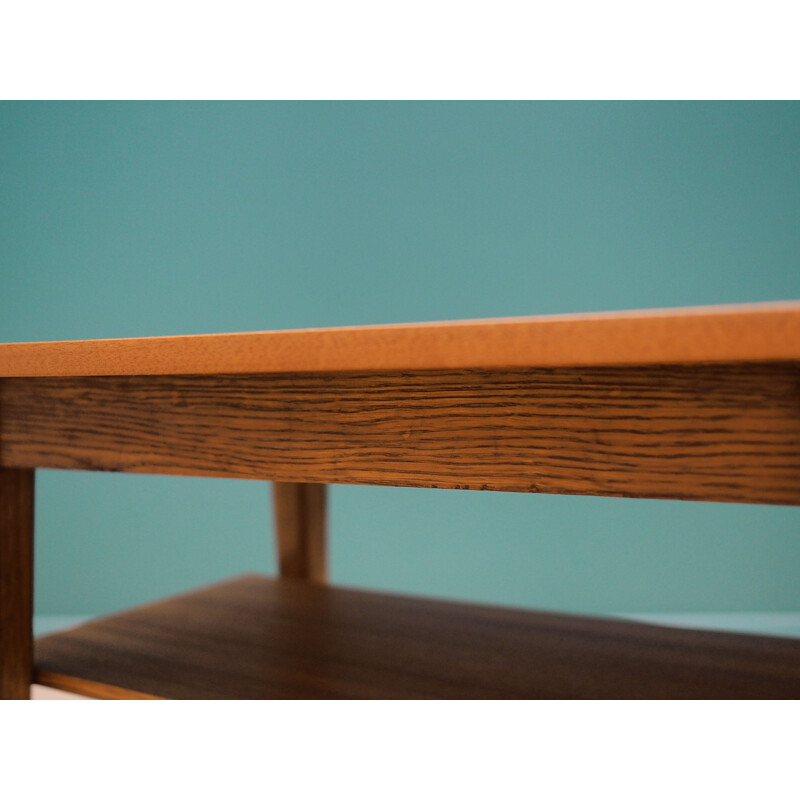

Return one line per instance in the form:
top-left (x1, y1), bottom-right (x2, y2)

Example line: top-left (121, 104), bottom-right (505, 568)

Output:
top-left (35, 574), bottom-right (800, 699)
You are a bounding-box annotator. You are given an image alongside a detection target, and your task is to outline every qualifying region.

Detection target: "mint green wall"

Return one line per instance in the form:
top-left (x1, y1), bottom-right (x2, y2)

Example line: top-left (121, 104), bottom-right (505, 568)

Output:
top-left (1, 101), bottom-right (799, 615)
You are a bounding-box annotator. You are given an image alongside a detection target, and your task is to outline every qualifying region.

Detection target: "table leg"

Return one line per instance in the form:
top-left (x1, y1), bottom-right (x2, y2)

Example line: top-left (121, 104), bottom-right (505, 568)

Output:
top-left (271, 482), bottom-right (327, 582)
top-left (0, 468), bottom-right (34, 700)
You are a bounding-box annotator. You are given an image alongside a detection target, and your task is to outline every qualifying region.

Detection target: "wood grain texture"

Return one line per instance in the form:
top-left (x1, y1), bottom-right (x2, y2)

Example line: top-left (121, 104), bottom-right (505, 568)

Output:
top-left (272, 482), bottom-right (327, 581)
top-left (33, 574), bottom-right (800, 699)
top-left (1, 302), bottom-right (799, 378)
top-left (3, 364), bottom-right (800, 504)
top-left (0, 468), bottom-right (34, 700)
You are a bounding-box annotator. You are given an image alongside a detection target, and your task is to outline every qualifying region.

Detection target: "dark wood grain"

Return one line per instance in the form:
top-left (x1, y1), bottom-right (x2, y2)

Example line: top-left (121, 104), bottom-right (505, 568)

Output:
top-left (272, 482), bottom-right (327, 581)
top-left (34, 574), bottom-right (800, 699)
top-left (3, 363), bottom-right (800, 504)
top-left (0, 468), bottom-right (34, 700)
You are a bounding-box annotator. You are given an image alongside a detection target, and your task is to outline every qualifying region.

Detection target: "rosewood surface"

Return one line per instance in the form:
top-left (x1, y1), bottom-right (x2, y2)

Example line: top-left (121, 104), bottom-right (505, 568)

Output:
top-left (2, 364), bottom-right (799, 504)
top-left (34, 575), bottom-right (800, 700)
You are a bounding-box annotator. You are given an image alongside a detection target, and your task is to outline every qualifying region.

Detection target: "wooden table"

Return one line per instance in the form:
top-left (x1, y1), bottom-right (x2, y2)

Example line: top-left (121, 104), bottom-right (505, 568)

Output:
top-left (2, 301), bottom-right (800, 699)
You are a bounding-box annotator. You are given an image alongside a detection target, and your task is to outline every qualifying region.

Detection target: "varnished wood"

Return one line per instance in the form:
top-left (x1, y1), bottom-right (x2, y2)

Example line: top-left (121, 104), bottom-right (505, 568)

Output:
top-left (1, 302), bottom-right (799, 378)
top-left (0, 468), bottom-right (34, 700)
top-left (34, 671), bottom-right (159, 699)
top-left (2, 364), bottom-right (799, 504)
top-left (33, 574), bottom-right (800, 699)
top-left (7, 306), bottom-right (800, 700)
top-left (272, 483), bottom-right (327, 581)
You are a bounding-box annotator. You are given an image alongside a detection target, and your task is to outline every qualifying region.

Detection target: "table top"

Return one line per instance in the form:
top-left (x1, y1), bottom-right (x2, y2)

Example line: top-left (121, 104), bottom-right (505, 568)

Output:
top-left (1, 300), bottom-right (799, 377)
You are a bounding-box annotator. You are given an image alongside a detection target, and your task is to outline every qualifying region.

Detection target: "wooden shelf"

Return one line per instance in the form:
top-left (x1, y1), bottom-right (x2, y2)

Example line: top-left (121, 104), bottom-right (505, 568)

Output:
top-left (34, 575), bottom-right (800, 699)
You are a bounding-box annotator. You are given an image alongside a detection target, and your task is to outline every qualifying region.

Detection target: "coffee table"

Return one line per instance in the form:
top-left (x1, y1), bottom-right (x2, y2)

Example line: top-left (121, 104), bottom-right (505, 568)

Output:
top-left (2, 302), bottom-right (800, 698)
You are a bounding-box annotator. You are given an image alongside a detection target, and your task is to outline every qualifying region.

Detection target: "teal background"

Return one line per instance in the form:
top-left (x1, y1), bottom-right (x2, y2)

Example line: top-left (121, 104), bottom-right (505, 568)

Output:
top-left (1, 101), bottom-right (799, 617)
